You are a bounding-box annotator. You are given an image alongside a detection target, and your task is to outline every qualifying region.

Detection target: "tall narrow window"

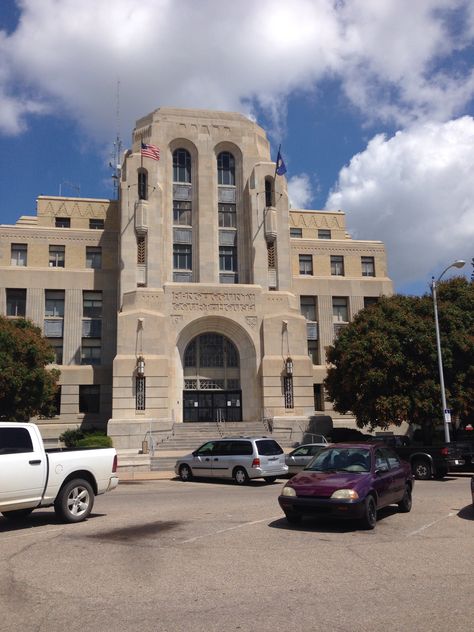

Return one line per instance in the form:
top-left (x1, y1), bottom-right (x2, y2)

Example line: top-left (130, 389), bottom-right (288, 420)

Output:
top-left (217, 151), bottom-right (237, 283)
top-left (138, 169), bottom-right (148, 200)
top-left (173, 149), bottom-right (191, 183)
top-left (265, 177), bottom-right (274, 207)
top-left (332, 297), bottom-right (348, 323)
top-left (79, 385), bottom-right (100, 413)
top-left (44, 290), bottom-right (64, 341)
top-left (11, 244), bottom-right (27, 266)
top-left (173, 201), bottom-right (192, 225)
top-left (49, 245), bottom-right (65, 268)
top-left (217, 151), bottom-right (235, 185)
top-left (331, 255), bottom-right (344, 276)
top-left (86, 246), bottom-right (102, 269)
top-left (300, 296), bottom-right (316, 321)
top-left (361, 256), bottom-right (375, 277)
top-left (173, 244), bottom-right (192, 270)
top-left (136, 376), bottom-right (146, 410)
top-left (299, 254), bottom-right (313, 275)
top-left (6, 289), bottom-right (26, 317)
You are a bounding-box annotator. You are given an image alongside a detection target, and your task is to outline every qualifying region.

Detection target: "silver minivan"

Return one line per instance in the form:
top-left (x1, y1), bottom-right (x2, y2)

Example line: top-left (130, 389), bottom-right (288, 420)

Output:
top-left (174, 436), bottom-right (288, 484)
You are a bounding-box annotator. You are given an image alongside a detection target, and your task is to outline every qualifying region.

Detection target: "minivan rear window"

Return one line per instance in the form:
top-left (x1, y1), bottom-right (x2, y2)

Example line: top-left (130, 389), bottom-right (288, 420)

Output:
top-left (256, 439), bottom-right (283, 456)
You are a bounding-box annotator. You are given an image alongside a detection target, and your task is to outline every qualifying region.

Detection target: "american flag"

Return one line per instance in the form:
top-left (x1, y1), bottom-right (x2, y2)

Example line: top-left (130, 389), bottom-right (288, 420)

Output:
top-left (141, 142), bottom-right (160, 161)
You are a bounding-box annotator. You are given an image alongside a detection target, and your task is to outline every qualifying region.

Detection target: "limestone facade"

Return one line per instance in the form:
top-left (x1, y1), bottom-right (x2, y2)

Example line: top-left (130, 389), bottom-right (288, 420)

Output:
top-left (0, 107), bottom-right (392, 446)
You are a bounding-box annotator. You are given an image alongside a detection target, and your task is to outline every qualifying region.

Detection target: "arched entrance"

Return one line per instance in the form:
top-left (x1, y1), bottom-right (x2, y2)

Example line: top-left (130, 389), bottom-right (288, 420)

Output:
top-left (182, 333), bottom-right (242, 422)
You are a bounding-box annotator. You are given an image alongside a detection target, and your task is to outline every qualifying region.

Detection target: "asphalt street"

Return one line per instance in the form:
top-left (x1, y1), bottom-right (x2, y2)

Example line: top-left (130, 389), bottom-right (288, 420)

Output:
top-left (1, 474), bottom-right (473, 632)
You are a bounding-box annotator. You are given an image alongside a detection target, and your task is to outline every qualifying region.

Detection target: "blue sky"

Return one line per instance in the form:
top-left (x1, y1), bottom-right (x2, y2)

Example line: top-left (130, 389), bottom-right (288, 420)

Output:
top-left (1, 0), bottom-right (473, 293)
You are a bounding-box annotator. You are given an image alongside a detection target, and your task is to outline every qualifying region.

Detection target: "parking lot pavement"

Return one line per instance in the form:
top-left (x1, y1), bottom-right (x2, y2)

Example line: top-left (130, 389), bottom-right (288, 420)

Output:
top-left (0, 475), bottom-right (473, 632)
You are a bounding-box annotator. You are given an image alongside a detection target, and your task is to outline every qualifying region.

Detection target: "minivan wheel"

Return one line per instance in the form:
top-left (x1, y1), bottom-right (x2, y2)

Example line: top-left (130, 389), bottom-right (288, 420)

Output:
top-left (179, 464), bottom-right (192, 482)
top-left (360, 495), bottom-right (377, 530)
top-left (412, 459), bottom-right (432, 480)
top-left (233, 467), bottom-right (249, 485)
top-left (264, 476), bottom-right (277, 484)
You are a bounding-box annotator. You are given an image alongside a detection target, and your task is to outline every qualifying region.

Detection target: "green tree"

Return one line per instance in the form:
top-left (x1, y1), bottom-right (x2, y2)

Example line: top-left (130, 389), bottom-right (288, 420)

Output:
top-left (324, 278), bottom-right (474, 432)
top-left (0, 316), bottom-right (60, 422)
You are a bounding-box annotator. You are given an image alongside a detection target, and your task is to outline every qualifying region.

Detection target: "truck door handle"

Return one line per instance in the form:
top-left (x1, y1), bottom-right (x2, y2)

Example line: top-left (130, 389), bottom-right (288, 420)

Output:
top-left (29, 459), bottom-right (41, 465)
top-left (213, 458), bottom-right (219, 461)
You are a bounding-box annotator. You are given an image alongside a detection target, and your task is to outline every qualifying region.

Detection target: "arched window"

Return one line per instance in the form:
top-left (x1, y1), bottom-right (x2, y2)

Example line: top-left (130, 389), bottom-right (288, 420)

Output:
top-left (138, 169), bottom-right (148, 200)
top-left (217, 151), bottom-right (235, 186)
top-left (173, 148), bottom-right (191, 183)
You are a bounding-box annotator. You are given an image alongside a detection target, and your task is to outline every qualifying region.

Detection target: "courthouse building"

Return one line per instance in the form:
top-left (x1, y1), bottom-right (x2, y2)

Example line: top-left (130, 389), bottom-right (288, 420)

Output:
top-left (0, 107), bottom-right (393, 447)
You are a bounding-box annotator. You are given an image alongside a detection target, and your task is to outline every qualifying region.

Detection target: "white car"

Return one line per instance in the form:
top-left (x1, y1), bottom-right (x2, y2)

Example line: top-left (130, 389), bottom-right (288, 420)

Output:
top-left (175, 436), bottom-right (288, 484)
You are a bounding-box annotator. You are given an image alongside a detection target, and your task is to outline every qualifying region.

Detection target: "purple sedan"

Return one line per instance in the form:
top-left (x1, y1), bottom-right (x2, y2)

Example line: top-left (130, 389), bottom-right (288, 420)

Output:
top-left (278, 443), bottom-right (413, 529)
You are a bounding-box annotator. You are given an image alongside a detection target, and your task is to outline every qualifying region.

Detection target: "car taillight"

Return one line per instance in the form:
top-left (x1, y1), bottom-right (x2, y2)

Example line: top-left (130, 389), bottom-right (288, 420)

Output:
top-left (440, 447), bottom-right (449, 456)
top-left (112, 454), bottom-right (118, 473)
top-left (252, 458), bottom-right (260, 468)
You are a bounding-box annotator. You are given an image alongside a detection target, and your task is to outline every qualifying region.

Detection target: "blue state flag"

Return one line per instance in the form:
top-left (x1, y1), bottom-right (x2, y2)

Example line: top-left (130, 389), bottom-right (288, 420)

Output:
top-left (275, 147), bottom-right (287, 176)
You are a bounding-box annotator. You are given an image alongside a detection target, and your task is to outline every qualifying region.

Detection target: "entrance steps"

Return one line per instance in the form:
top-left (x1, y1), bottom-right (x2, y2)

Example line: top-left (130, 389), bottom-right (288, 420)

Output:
top-left (149, 421), bottom-right (294, 472)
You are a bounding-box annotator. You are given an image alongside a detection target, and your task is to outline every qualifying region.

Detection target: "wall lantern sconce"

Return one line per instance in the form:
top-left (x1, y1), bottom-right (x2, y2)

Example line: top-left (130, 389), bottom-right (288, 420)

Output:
top-left (285, 357), bottom-right (293, 376)
top-left (137, 355), bottom-right (146, 377)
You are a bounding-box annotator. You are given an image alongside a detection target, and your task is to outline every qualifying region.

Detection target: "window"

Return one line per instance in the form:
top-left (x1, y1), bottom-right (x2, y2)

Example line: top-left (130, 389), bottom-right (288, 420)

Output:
top-left (364, 296), bottom-right (379, 309)
top-left (331, 255), bottom-right (344, 276)
top-left (6, 289), bottom-right (26, 317)
top-left (83, 291), bottom-right (102, 318)
top-left (218, 203), bottom-right (236, 228)
top-left (265, 178), bottom-right (274, 207)
top-left (299, 254), bottom-right (313, 275)
top-left (173, 148), bottom-right (191, 183)
top-left (55, 217), bottom-right (70, 228)
top-left (284, 376), bottom-right (294, 409)
top-left (318, 229), bottom-right (331, 239)
top-left (313, 384), bottom-right (323, 410)
top-left (173, 244), bottom-right (192, 270)
top-left (173, 200), bottom-right (192, 225)
top-left (361, 256), bottom-right (375, 277)
top-left (81, 339), bottom-right (101, 365)
top-left (300, 295), bottom-right (316, 321)
top-left (49, 245), bottom-right (65, 268)
top-left (308, 340), bottom-right (319, 365)
top-left (45, 290), bottom-right (65, 317)
top-left (217, 151), bottom-right (235, 186)
top-left (89, 219), bottom-right (104, 229)
top-left (290, 228), bottom-right (302, 238)
top-left (48, 339), bottom-right (63, 364)
top-left (11, 243), bottom-right (27, 266)
top-left (138, 169), bottom-right (148, 200)
top-left (219, 246), bottom-right (237, 272)
top-left (332, 297), bottom-right (348, 322)
top-left (0, 427), bottom-right (33, 453)
top-left (79, 385), bottom-right (100, 413)
top-left (86, 246), bottom-right (102, 269)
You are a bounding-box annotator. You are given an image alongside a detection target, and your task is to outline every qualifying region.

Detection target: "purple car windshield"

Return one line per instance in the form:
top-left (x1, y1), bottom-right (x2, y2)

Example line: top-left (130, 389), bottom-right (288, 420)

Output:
top-left (306, 447), bottom-right (371, 473)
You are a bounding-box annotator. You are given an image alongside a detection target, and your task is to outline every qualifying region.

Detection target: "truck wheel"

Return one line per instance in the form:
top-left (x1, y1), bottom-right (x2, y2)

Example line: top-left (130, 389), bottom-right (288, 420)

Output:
top-left (412, 459), bottom-right (432, 480)
top-left (1, 509), bottom-right (33, 521)
top-left (54, 479), bottom-right (94, 523)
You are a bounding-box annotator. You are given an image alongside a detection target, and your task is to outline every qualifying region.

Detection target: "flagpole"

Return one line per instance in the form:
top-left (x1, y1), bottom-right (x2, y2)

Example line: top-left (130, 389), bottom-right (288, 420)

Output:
top-left (140, 136), bottom-right (143, 169)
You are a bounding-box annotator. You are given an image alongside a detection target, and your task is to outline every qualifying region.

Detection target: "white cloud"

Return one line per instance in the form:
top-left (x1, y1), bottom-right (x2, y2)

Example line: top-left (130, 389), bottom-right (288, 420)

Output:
top-left (0, 0), bottom-right (473, 139)
top-left (288, 174), bottom-right (314, 209)
top-left (326, 117), bottom-right (474, 288)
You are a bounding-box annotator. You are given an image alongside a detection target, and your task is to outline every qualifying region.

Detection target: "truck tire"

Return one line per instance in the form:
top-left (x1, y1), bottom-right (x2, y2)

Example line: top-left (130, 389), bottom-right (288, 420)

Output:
top-left (412, 459), bottom-right (432, 480)
top-left (54, 479), bottom-right (94, 523)
top-left (1, 508), bottom-right (34, 521)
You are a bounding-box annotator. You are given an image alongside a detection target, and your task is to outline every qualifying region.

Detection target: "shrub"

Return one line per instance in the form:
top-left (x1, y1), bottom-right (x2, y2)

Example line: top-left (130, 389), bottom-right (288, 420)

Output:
top-left (76, 434), bottom-right (113, 448)
top-left (59, 428), bottom-right (85, 447)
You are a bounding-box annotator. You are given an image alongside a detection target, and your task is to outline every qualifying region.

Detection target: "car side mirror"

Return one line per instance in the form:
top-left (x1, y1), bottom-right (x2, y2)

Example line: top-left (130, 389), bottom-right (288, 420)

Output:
top-left (192, 451), bottom-right (198, 457)
top-left (375, 465), bottom-right (389, 475)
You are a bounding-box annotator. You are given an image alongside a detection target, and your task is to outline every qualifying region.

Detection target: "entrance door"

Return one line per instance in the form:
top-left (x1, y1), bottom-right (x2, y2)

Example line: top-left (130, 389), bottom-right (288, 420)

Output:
top-left (183, 390), bottom-right (242, 422)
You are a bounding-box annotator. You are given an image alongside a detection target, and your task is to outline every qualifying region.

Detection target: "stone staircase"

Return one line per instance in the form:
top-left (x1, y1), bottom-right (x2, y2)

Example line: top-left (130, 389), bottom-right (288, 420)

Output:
top-left (149, 421), bottom-right (296, 472)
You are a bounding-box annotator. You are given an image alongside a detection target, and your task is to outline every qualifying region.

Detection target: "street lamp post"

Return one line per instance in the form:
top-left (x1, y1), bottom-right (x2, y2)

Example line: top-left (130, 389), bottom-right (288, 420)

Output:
top-left (431, 259), bottom-right (465, 443)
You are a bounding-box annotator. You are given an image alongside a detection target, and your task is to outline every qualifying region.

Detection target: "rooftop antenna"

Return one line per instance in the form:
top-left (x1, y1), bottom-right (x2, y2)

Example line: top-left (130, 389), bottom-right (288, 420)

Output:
top-left (59, 180), bottom-right (81, 196)
top-left (109, 79), bottom-right (123, 200)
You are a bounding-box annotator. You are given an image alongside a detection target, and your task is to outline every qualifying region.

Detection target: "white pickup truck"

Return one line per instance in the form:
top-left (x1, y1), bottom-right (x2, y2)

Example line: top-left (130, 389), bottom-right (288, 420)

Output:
top-left (0, 422), bottom-right (119, 523)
